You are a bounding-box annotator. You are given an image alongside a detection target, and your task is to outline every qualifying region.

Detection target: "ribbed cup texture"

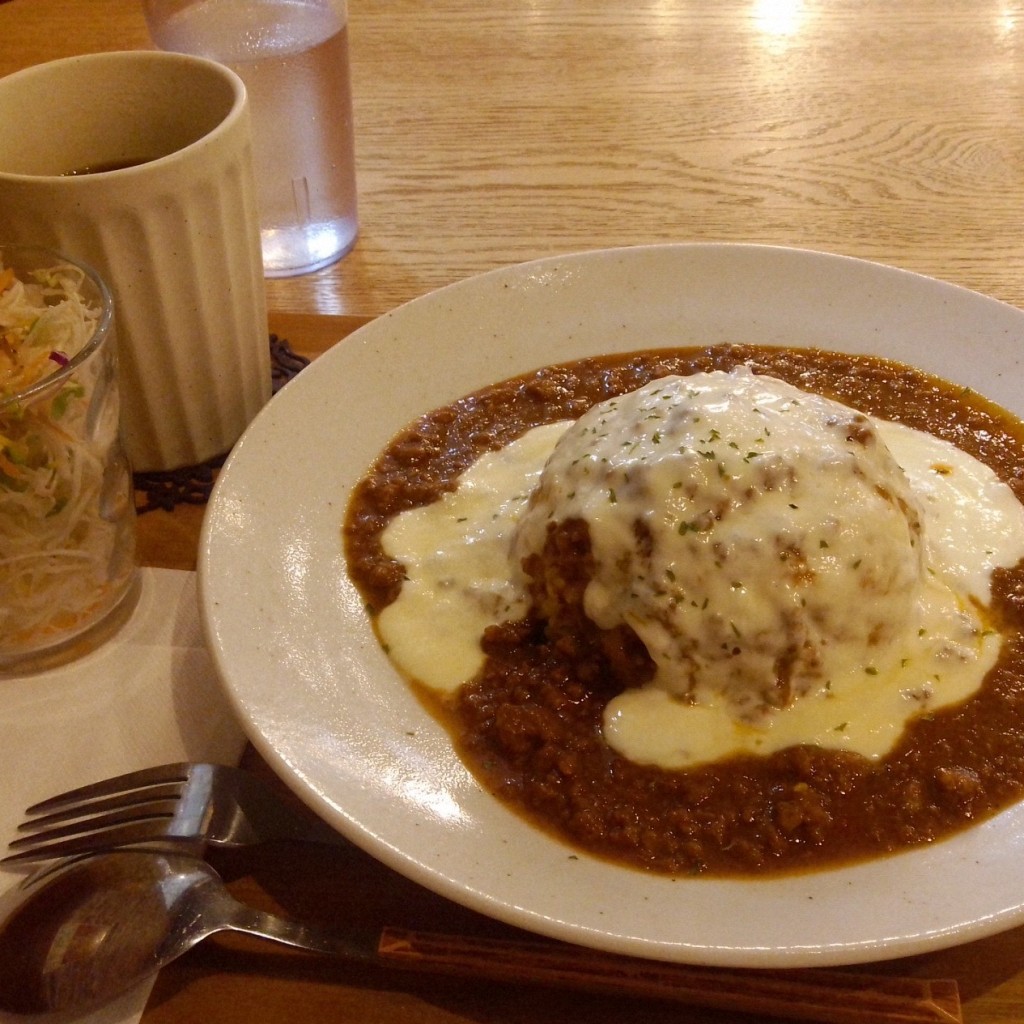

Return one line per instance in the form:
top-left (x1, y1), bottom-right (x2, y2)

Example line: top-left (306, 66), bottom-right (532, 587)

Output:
top-left (0, 56), bottom-right (269, 472)
top-left (98, 142), bottom-right (270, 472)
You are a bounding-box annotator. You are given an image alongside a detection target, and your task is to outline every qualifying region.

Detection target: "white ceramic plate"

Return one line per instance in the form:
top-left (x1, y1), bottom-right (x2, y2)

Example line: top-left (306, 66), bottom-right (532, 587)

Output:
top-left (200, 244), bottom-right (1024, 968)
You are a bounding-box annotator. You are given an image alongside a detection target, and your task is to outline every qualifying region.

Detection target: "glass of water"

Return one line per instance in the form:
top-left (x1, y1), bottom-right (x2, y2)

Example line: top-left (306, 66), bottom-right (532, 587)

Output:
top-left (143, 0), bottom-right (358, 278)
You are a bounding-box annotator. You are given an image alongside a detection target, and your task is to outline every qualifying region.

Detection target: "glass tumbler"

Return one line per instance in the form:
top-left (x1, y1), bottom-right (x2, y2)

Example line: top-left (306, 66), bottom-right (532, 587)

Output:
top-left (143, 0), bottom-right (359, 278)
top-left (0, 245), bottom-right (137, 673)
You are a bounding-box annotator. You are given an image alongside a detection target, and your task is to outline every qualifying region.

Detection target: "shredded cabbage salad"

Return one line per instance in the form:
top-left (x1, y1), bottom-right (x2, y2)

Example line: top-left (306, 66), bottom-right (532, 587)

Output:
top-left (0, 257), bottom-right (135, 659)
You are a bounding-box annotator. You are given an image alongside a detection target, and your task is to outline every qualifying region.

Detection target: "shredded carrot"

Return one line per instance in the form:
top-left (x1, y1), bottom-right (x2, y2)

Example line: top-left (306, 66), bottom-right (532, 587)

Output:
top-left (0, 256), bottom-right (132, 656)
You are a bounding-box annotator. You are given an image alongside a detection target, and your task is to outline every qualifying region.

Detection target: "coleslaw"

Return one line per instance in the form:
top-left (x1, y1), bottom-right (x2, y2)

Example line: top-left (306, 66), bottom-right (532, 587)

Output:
top-left (0, 249), bottom-right (136, 667)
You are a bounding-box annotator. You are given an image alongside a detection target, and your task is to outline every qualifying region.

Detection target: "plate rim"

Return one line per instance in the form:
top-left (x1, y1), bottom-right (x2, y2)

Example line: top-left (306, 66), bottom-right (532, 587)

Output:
top-left (200, 242), bottom-right (1024, 968)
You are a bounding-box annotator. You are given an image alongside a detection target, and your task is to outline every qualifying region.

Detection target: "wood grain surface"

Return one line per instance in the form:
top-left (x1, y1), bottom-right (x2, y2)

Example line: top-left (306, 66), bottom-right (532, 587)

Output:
top-left (3, 1), bottom-right (1024, 319)
top-left (5, 2), bottom-right (1024, 1022)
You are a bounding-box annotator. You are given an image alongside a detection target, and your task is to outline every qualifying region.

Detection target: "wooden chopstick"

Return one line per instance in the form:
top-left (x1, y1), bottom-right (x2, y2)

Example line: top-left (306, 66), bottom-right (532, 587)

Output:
top-left (377, 927), bottom-right (962, 1024)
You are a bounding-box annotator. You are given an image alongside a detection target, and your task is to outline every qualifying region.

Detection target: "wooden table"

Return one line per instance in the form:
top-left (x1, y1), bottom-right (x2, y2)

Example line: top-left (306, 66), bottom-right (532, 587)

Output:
top-left (5, 1), bottom-right (1024, 1021)
top-left (4, 0), bottom-right (1024, 321)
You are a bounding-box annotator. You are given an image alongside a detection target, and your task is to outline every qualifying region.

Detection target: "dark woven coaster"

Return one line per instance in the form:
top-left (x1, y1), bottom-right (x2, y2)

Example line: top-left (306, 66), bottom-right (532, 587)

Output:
top-left (269, 333), bottom-right (311, 393)
top-left (133, 335), bottom-right (311, 514)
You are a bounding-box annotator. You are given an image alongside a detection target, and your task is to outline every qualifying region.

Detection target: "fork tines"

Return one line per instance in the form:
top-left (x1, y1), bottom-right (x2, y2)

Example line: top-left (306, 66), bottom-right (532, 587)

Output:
top-left (23, 763), bottom-right (193, 816)
top-left (2, 763), bottom-right (197, 865)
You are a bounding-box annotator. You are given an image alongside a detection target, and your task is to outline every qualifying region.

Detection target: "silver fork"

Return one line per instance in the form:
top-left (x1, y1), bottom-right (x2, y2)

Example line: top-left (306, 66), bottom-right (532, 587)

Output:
top-left (2, 762), bottom-right (349, 865)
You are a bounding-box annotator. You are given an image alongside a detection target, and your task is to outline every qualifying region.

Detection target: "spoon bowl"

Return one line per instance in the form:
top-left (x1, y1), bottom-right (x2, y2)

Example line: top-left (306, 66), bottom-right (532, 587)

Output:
top-left (0, 850), bottom-right (372, 1016)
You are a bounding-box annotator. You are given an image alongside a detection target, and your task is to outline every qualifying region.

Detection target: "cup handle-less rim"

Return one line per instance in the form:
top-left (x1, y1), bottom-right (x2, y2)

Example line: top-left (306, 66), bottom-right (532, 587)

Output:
top-left (0, 51), bottom-right (248, 184)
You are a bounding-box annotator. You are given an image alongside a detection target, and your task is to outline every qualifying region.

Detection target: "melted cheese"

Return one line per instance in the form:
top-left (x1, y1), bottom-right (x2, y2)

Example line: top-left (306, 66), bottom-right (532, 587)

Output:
top-left (513, 370), bottom-right (928, 722)
top-left (377, 371), bottom-right (1024, 769)
top-left (377, 422), bottom-right (568, 688)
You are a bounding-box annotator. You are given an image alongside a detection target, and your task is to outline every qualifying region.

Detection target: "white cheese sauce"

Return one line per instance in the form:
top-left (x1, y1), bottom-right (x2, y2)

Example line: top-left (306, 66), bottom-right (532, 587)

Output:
top-left (377, 421), bottom-right (568, 689)
top-left (377, 372), bottom-right (1024, 770)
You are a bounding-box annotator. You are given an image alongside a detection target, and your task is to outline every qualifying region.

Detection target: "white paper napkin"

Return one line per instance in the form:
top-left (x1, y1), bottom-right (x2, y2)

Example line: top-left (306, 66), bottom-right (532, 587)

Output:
top-left (0, 567), bottom-right (247, 1024)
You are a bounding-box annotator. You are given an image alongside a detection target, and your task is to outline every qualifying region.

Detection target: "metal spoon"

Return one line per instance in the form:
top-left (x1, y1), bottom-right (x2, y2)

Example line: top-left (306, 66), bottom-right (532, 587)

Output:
top-left (0, 850), bottom-right (964, 1023)
top-left (0, 849), bottom-right (375, 1016)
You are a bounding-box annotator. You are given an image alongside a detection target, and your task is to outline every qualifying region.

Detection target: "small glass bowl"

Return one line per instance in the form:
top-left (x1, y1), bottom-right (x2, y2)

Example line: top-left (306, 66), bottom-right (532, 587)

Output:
top-left (0, 244), bottom-right (138, 674)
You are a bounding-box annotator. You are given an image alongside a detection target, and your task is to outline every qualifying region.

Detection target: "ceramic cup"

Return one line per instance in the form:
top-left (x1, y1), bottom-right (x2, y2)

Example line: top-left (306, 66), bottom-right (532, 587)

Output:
top-left (0, 51), bottom-right (270, 472)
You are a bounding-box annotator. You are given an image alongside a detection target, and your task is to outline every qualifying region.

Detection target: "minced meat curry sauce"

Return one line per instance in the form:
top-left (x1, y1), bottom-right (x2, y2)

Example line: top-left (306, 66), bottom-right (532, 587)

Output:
top-left (343, 344), bottom-right (1024, 876)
